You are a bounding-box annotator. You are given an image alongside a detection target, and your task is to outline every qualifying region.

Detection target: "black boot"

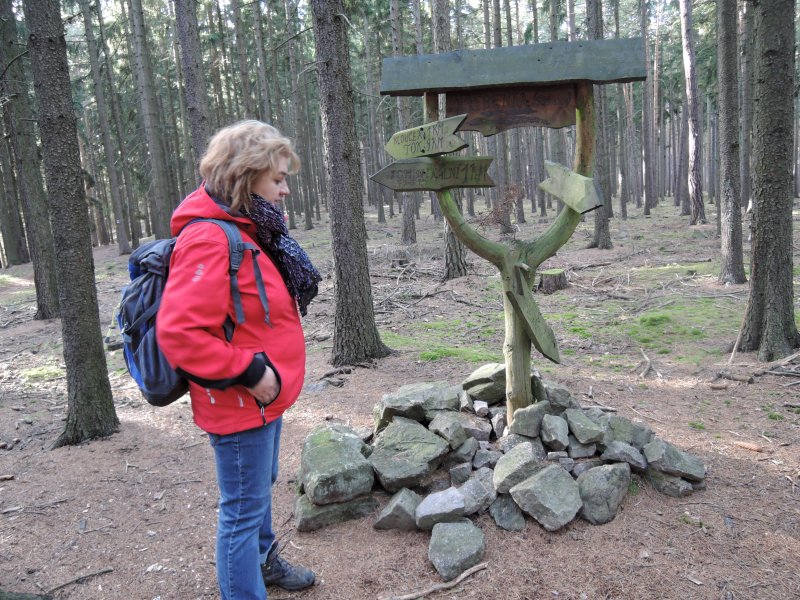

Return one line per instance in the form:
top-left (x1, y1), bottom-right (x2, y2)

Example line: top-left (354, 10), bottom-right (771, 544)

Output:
top-left (261, 545), bottom-right (315, 591)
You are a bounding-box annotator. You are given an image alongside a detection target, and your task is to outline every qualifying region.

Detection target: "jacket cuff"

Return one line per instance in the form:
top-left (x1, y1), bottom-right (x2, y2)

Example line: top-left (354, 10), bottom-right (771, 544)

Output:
top-left (236, 354), bottom-right (267, 388)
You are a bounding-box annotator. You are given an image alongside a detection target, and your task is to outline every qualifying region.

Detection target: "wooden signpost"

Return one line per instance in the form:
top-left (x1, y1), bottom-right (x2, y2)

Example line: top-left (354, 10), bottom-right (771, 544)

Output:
top-left (385, 114), bottom-right (469, 159)
top-left (373, 37), bottom-right (647, 421)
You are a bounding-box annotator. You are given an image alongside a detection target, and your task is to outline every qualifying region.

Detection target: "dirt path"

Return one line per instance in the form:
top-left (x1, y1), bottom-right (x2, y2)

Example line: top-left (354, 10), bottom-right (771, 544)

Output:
top-left (0, 201), bottom-right (798, 599)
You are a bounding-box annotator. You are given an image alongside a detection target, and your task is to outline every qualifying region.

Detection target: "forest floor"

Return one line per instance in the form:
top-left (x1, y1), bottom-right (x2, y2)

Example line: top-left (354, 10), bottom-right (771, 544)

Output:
top-left (0, 196), bottom-right (799, 600)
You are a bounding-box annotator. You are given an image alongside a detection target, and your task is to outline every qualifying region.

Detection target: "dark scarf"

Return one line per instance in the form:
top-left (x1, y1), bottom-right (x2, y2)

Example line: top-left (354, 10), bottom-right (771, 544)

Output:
top-left (243, 193), bottom-right (321, 316)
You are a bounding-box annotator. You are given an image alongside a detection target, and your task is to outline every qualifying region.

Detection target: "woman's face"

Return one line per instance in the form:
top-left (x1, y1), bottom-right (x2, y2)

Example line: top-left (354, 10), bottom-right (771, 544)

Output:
top-left (252, 157), bottom-right (290, 205)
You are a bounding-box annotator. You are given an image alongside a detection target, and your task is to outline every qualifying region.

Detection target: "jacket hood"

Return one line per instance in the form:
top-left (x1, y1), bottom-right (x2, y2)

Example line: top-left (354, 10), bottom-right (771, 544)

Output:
top-left (170, 185), bottom-right (257, 237)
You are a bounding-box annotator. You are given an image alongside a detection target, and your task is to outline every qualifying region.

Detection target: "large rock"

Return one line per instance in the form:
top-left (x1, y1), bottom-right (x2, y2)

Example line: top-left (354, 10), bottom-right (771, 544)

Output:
top-left (564, 409), bottom-right (606, 444)
top-left (493, 442), bottom-right (544, 494)
top-left (572, 458), bottom-right (604, 478)
top-left (458, 467), bottom-right (496, 515)
top-left (449, 462), bottom-right (472, 485)
top-left (428, 412), bottom-right (469, 449)
top-left (542, 381), bottom-right (580, 413)
top-left (602, 415), bottom-right (654, 450)
top-left (577, 463), bottom-right (631, 525)
top-left (445, 437), bottom-right (480, 467)
top-left (489, 495), bottom-right (525, 532)
top-left (374, 382), bottom-right (461, 431)
top-left (647, 467), bottom-right (694, 497)
top-left (300, 424), bottom-right (374, 505)
top-left (373, 488), bottom-right (421, 531)
top-left (509, 401), bottom-right (552, 438)
top-left (415, 487), bottom-right (466, 529)
top-left (428, 522), bottom-right (485, 581)
top-left (448, 411), bottom-right (493, 442)
top-left (472, 448), bottom-right (502, 470)
top-left (643, 439), bottom-right (706, 482)
top-left (601, 441), bottom-right (648, 471)
top-left (498, 434), bottom-right (546, 460)
top-left (510, 465), bottom-right (582, 531)
top-left (462, 363), bottom-right (506, 404)
top-left (295, 494), bottom-right (379, 531)
top-left (369, 418), bottom-right (450, 492)
top-left (567, 434), bottom-right (597, 459)
top-left (541, 414), bottom-right (569, 451)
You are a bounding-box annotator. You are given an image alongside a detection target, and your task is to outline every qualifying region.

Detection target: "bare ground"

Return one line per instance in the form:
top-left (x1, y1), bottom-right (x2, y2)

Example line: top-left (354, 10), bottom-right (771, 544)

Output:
top-left (0, 198), bottom-right (798, 600)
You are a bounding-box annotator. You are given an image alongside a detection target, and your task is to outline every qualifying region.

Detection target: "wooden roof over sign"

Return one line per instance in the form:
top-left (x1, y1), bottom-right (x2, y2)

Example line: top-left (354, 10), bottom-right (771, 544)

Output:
top-left (380, 38), bottom-right (646, 97)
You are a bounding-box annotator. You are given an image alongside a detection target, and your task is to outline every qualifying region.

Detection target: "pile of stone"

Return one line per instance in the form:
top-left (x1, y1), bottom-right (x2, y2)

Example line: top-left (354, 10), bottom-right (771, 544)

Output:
top-left (294, 363), bottom-right (707, 581)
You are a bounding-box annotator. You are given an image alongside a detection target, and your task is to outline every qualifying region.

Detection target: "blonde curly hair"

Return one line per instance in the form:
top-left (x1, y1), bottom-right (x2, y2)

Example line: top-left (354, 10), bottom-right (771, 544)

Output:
top-left (199, 120), bottom-right (300, 212)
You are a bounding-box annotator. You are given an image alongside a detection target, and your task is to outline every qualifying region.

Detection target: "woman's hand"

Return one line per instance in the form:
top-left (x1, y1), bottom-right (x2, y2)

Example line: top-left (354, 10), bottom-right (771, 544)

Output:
top-left (246, 366), bottom-right (280, 406)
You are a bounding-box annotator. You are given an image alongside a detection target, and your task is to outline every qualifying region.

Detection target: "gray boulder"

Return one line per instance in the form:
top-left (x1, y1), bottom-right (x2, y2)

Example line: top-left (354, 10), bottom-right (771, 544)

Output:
top-left (448, 411), bottom-right (493, 441)
top-left (647, 467), bottom-right (694, 497)
top-left (543, 381), bottom-right (580, 413)
top-left (567, 434), bottom-right (597, 459)
top-left (491, 411), bottom-right (507, 439)
top-left (472, 448), bottom-right (502, 470)
top-left (300, 424), bottom-right (375, 505)
top-left (429, 522), bottom-right (485, 581)
top-left (449, 462), bottom-right (472, 485)
top-left (458, 390), bottom-right (474, 413)
top-left (602, 415), bottom-right (654, 450)
top-left (510, 464), bottom-right (582, 531)
top-left (509, 401), bottom-right (552, 438)
top-left (374, 382), bottom-right (461, 431)
top-left (295, 494), bottom-right (379, 531)
top-left (558, 457), bottom-right (575, 472)
top-left (429, 412), bottom-right (469, 449)
top-left (373, 488), bottom-right (421, 531)
top-left (458, 467), bottom-right (496, 515)
top-left (493, 442), bottom-right (543, 494)
top-left (489, 495), bottom-right (525, 531)
top-left (577, 463), bottom-right (631, 525)
top-left (644, 439), bottom-right (706, 482)
top-left (462, 363), bottom-right (506, 404)
top-left (498, 434), bottom-right (545, 459)
top-left (415, 487), bottom-right (466, 530)
top-left (446, 437), bottom-right (480, 467)
top-left (564, 409), bottom-right (605, 444)
top-left (369, 417), bottom-right (450, 492)
top-left (601, 441), bottom-right (648, 471)
top-left (541, 414), bottom-right (569, 451)
top-left (473, 400), bottom-right (490, 417)
top-left (572, 459), bottom-right (604, 478)
top-left (583, 407), bottom-right (610, 425)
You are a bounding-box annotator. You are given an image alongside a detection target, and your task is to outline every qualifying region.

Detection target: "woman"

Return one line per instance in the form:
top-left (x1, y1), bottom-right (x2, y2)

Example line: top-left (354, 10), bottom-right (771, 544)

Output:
top-left (157, 121), bottom-right (320, 599)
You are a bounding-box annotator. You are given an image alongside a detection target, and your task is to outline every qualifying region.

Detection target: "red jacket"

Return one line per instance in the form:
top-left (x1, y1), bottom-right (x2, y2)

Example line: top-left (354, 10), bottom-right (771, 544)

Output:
top-left (156, 185), bottom-right (306, 435)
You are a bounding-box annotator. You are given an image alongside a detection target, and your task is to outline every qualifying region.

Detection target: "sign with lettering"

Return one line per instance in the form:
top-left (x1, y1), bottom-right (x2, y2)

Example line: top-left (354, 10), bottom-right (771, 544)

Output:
top-left (538, 161), bottom-right (603, 214)
top-left (370, 156), bottom-right (494, 192)
top-left (385, 114), bottom-right (469, 159)
top-left (445, 84), bottom-right (576, 136)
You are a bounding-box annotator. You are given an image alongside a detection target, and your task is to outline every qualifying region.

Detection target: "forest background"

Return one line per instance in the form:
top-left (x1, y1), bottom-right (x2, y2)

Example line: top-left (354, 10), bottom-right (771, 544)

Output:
top-left (0, 0), bottom-right (799, 598)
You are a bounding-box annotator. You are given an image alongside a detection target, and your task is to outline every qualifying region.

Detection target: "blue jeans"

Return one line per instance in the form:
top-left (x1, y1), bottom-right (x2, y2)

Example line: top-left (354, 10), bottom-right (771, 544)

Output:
top-left (209, 417), bottom-right (282, 600)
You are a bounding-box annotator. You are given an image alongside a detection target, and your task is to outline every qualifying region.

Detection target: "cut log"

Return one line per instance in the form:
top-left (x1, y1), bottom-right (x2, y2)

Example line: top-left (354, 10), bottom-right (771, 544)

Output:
top-left (537, 269), bottom-right (568, 294)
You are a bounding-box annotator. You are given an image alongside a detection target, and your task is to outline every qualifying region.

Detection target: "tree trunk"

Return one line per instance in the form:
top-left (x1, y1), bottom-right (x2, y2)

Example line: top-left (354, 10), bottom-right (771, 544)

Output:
top-left (310, 0), bottom-right (391, 366)
top-left (128, 0), bottom-right (173, 239)
top-left (677, 97), bottom-right (690, 216)
top-left (204, 0), bottom-right (226, 129)
top-left (587, 0), bottom-right (611, 249)
top-left (738, 0), bottom-right (754, 213)
top-left (22, 0), bottom-right (119, 446)
top-left (252, 1), bottom-right (273, 122)
top-left (640, 0), bottom-right (656, 216)
top-left (79, 0), bottom-right (131, 255)
top-left (231, 0), bottom-right (255, 118)
top-left (717, 0), bottom-right (746, 284)
top-left (0, 0), bottom-right (60, 318)
top-left (174, 0), bottom-right (211, 166)
top-left (433, 0), bottom-right (468, 281)
top-left (737, 0), bottom-right (799, 361)
top-left (0, 134), bottom-right (29, 265)
top-left (678, 0), bottom-right (704, 224)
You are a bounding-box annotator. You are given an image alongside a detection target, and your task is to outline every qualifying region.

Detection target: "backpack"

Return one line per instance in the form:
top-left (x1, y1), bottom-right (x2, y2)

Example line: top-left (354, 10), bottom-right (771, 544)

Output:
top-left (116, 218), bottom-right (269, 407)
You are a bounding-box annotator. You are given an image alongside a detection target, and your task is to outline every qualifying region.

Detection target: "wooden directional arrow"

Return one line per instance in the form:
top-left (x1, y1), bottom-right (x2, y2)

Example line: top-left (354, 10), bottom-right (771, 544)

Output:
top-left (538, 160), bottom-right (603, 214)
top-left (505, 265), bottom-right (560, 363)
top-left (370, 156), bottom-right (494, 192)
top-left (385, 114), bottom-right (469, 159)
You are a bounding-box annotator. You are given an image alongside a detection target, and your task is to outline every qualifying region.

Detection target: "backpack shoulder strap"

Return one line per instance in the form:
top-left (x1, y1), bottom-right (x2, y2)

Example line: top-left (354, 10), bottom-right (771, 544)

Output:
top-left (182, 218), bottom-right (270, 328)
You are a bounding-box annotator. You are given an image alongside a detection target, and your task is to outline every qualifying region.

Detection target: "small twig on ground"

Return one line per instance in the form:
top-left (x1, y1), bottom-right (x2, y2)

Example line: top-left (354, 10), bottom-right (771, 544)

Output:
top-left (380, 562), bottom-right (488, 600)
top-left (47, 567), bottom-right (114, 594)
top-left (583, 397), bottom-right (617, 412)
top-left (637, 348), bottom-right (662, 379)
top-left (716, 371), bottom-right (754, 384)
top-left (629, 406), bottom-right (667, 425)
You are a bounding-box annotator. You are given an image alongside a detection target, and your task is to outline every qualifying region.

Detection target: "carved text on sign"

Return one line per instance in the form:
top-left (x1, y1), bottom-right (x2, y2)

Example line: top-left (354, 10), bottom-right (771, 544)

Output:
top-left (370, 156), bottom-right (494, 192)
top-left (385, 114), bottom-right (468, 159)
top-left (446, 84), bottom-right (576, 136)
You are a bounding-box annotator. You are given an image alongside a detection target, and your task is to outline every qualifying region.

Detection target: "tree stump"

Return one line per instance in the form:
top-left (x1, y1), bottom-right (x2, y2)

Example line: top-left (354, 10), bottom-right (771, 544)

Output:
top-left (537, 269), bottom-right (569, 294)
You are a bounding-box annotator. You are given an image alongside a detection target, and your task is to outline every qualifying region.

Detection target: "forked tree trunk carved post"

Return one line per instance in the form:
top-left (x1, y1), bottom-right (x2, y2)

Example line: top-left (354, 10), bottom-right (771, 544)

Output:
top-left (435, 83), bottom-right (594, 423)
